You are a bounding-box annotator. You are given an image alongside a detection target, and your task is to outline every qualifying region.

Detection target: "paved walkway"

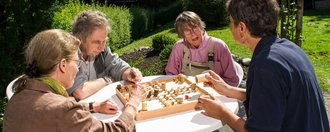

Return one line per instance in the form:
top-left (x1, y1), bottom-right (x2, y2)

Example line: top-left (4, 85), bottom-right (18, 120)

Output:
top-left (323, 92), bottom-right (330, 120)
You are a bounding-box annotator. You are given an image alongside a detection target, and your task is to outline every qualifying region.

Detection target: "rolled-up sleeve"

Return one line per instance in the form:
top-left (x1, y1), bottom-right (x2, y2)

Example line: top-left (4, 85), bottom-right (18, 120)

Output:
top-left (103, 47), bottom-right (130, 81)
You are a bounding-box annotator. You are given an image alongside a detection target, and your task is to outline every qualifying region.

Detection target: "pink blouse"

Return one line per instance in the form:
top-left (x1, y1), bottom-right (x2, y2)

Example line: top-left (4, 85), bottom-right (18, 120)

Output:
top-left (165, 33), bottom-right (239, 86)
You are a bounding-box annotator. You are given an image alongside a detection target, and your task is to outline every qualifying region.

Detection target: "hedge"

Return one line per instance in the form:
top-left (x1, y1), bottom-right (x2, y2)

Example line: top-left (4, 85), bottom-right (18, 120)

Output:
top-left (52, 0), bottom-right (133, 51)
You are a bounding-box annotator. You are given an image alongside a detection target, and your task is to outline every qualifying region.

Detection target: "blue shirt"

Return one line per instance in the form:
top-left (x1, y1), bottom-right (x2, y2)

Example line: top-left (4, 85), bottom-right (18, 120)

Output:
top-left (244, 36), bottom-right (329, 132)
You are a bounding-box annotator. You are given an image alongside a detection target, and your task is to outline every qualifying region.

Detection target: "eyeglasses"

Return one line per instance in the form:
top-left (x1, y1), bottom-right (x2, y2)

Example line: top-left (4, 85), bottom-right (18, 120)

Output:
top-left (183, 27), bottom-right (200, 36)
top-left (69, 59), bottom-right (83, 68)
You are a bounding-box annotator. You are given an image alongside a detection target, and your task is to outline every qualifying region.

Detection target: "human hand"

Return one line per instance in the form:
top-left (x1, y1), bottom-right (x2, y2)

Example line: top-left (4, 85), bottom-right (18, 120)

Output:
top-left (94, 98), bottom-right (119, 114)
top-left (203, 70), bottom-right (231, 96)
top-left (129, 84), bottom-right (149, 104)
top-left (196, 94), bottom-right (229, 120)
top-left (123, 67), bottom-right (142, 83)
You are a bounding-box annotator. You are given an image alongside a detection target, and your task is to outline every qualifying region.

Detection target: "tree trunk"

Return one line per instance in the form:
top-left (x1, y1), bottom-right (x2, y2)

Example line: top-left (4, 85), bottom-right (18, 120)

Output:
top-left (296, 0), bottom-right (304, 47)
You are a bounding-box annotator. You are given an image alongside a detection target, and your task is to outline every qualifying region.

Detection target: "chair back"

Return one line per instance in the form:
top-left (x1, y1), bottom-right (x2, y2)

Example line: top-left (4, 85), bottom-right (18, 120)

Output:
top-left (6, 75), bottom-right (23, 100)
top-left (234, 61), bottom-right (244, 87)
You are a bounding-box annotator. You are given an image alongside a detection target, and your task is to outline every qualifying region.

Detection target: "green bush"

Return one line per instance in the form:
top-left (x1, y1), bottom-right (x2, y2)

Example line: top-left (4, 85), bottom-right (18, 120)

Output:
top-left (159, 44), bottom-right (174, 65)
top-left (130, 6), bottom-right (154, 40)
top-left (154, 0), bottom-right (182, 27)
top-left (52, 0), bottom-right (132, 51)
top-left (152, 34), bottom-right (177, 52)
top-left (0, 0), bottom-right (65, 129)
top-left (182, 0), bottom-right (228, 26)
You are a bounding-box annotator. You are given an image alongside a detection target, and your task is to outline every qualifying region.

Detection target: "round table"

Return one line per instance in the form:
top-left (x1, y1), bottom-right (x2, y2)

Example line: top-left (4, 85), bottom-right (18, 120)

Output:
top-left (80, 75), bottom-right (238, 132)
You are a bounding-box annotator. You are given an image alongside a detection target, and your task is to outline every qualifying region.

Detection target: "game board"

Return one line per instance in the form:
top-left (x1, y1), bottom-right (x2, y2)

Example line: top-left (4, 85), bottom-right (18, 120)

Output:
top-left (116, 74), bottom-right (208, 121)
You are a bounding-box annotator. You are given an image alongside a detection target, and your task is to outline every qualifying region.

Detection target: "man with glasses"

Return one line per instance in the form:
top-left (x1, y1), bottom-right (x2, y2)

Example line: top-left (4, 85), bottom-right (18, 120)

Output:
top-left (165, 11), bottom-right (240, 87)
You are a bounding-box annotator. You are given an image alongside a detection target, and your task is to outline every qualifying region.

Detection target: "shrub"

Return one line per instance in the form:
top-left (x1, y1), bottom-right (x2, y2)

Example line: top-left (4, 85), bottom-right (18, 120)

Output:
top-left (159, 44), bottom-right (174, 65)
top-left (130, 6), bottom-right (154, 40)
top-left (136, 0), bottom-right (178, 8)
top-left (152, 34), bottom-right (177, 52)
top-left (52, 0), bottom-right (132, 51)
top-left (182, 0), bottom-right (228, 27)
top-left (154, 0), bottom-right (182, 27)
top-left (0, 0), bottom-right (65, 129)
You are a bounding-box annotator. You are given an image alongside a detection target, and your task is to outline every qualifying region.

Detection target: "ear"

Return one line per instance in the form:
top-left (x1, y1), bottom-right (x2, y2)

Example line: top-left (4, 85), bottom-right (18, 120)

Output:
top-left (58, 59), bottom-right (67, 73)
top-left (238, 22), bottom-right (247, 37)
top-left (239, 22), bottom-right (247, 32)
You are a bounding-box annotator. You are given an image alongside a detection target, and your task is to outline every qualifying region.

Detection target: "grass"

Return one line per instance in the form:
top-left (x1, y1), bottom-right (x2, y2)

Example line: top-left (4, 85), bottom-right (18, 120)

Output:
top-left (114, 9), bottom-right (330, 91)
top-left (302, 9), bottom-right (330, 91)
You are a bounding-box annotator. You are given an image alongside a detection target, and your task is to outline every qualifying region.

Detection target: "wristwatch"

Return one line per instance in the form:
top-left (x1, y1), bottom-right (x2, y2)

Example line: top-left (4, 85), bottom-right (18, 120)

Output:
top-left (89, 102), bottom-right (95, 113)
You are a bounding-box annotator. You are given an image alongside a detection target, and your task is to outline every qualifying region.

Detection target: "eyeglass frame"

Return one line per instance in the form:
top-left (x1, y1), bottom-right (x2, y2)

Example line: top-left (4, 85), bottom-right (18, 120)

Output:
top-left (68, 59), bottom-right (83, 68)
top-left (182, 26), bottom-right (201, 36)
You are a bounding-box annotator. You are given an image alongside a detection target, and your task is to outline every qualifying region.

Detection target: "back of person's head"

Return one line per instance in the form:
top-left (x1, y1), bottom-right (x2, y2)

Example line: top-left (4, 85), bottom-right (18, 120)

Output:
top-left (226, 0), bottom-right (280, 37)
top-left (13, 29), bottom-right (80, 93)
top-left (71, 10), bottom-right (110, 42)
top-left (175, 11), bottom-right (206, 38)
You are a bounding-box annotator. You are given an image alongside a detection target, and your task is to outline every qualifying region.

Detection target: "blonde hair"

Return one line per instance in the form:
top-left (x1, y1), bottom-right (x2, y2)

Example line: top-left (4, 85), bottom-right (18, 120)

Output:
top-left (14, 29), bottom-right (80, 93)
top-left (175, 11), bottom-right (206, 38)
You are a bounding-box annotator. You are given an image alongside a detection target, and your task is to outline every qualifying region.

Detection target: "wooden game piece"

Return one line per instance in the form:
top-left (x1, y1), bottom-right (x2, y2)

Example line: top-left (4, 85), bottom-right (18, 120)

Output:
top-left (178, 74), bottom-right (186, 83)
top-left (174, 89), bottom-right (179, 95)
top-left (141, 101), bottom-right (148, 111)
top-left (176, 96), bottom-right (183, 104)
top-left (117, 84), bottom-right (122, 91)
top-left (195, 73), bottom-right (210, 83)
top-left (147, 91), bottom-right (152, 98)
top-left (154, 89), bottom-right (159, 97)
top-left (161, 82), bottom-right (166, 90)
top-left (124, 93), bottom-right (130, 100)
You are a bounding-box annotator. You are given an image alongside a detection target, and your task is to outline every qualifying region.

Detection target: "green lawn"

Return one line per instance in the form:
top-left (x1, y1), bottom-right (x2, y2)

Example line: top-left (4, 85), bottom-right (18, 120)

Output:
top-left (115, 9), bottom-right (330, 91)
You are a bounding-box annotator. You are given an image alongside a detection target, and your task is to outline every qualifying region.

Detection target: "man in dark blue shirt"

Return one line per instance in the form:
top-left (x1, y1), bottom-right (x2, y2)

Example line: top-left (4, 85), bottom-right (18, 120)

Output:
top-left (196, 0), bottom-right (329, 131)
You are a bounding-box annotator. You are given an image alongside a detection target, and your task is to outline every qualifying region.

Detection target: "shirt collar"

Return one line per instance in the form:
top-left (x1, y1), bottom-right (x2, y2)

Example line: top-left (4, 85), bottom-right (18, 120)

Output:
top-left (252, 35), bottom-right (278, 59)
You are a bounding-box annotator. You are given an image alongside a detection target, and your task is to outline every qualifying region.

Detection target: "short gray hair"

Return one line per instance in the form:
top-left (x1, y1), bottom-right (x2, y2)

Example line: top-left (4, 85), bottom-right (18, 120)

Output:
top-left (175, 11), bottom-right (206, 38)
top-left (71, 10), bottom-right (110, 41)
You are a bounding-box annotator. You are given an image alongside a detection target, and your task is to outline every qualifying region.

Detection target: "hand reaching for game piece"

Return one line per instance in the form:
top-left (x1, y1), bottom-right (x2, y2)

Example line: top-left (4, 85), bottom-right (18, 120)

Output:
top-left (130, 84), bottom-right (149, 103)
top-left (123, 67), bottom-right (142, 83)
top-left (197, 94), bottom-right (230, 120)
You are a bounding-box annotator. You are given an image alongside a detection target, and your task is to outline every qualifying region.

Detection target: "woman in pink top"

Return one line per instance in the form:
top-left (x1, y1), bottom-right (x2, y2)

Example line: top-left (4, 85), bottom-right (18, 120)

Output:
top-left (165, 11), bottom-right (239, 86)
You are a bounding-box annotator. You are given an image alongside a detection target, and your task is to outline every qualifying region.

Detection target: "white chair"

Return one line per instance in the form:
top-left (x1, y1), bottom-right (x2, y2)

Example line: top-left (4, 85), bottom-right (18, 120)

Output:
top-left (234, 61), bottom-right (244, 87)
top-left (6, 75), bottom-right (23, 100)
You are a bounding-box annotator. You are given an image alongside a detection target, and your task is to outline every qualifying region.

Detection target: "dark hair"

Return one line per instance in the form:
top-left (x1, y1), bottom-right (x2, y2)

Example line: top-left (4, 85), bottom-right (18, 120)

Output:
top-left (226, 0), bottom-right (280, 37)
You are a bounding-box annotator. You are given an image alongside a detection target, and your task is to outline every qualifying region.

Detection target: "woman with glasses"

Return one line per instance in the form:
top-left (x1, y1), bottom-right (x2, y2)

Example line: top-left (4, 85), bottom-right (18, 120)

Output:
top-left (165, 11), bottom-right (240, 87)
top-left (3, 29), bottom-right (149, 131)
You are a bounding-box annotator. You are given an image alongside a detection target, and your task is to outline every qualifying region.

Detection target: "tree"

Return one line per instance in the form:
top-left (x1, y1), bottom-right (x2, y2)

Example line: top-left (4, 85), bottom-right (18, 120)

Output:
top-left (279, 0), bottom-right (304, 47)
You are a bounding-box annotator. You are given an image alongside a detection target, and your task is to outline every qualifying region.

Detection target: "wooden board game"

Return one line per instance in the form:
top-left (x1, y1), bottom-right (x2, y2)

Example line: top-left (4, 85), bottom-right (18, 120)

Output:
top-left (116, 74), bottom-right (208, 121)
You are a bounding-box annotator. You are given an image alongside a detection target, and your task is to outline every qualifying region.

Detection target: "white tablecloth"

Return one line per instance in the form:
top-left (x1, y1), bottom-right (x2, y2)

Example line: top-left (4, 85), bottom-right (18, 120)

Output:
top-left (80, 75), bottom-right (238, 132)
